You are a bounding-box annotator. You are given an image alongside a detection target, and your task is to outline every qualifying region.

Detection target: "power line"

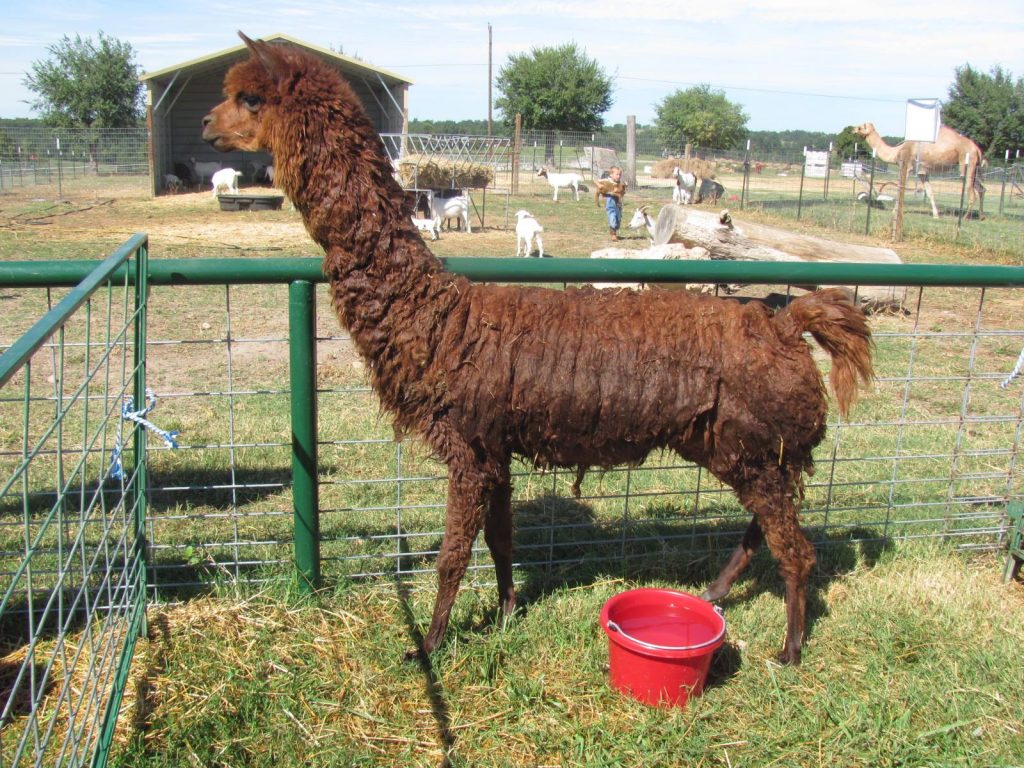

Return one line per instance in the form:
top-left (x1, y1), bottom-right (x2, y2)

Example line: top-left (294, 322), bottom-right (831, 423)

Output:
top-left (614, 74), bottom-right (906, 104)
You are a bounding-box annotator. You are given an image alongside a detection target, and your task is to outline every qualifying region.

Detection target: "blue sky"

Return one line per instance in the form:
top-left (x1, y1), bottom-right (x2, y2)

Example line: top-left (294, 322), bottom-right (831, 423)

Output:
top-left (1, 0), bottom-right (1022, 137)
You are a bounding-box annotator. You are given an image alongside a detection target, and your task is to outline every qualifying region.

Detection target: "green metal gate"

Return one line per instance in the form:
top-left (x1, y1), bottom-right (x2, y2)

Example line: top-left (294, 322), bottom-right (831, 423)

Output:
top-left (0, 234), bottom-right (149, 768)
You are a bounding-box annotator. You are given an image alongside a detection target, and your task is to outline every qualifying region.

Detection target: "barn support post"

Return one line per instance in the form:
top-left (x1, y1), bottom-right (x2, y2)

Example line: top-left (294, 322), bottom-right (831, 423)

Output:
top-left (289, 280), bottom-right (321, 593)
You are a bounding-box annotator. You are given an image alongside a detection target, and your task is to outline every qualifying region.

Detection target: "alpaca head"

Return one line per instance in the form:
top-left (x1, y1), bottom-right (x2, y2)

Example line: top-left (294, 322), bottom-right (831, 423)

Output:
top-left (202, 33), bottom-right (369, 181)
top-left (202, 31), bottom-right (401, 232)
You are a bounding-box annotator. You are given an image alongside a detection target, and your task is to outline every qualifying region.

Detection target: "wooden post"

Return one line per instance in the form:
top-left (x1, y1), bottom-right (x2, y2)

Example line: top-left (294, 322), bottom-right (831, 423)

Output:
top-left (891, 156), bottom-right (909, 243)
top-left (683, 143), bottom-right (692, 174)
top-left (626, 116), bottom-right (637, 189)
top-left (512, 113), bottom-right (522, 195)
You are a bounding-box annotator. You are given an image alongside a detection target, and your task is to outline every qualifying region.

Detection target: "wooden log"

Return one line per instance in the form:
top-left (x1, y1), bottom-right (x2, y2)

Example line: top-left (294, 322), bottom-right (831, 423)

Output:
top-left (652, 204), bottom-right (901, 264)
top-left (594, 204), bottom-right (907, 311)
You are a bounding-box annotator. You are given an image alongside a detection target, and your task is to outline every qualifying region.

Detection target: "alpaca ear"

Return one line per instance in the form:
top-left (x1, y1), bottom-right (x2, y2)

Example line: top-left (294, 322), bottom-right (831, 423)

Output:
top-left (238, 31), bottom-right (289, 84)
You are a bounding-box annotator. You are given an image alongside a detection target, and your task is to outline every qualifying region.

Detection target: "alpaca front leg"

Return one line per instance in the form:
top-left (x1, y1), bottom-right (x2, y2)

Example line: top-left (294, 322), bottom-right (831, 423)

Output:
top-left (417, 472), bottom-right (487, 657)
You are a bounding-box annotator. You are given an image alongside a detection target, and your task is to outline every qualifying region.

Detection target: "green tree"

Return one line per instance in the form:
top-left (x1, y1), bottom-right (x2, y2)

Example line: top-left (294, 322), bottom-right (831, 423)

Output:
top-left (944, 64), bottom-right (1024, 160)
top-left (23, 32), bottom-right (143, 129)
top-left (494, 43), bottom-right (613, 133)
top-left (655, 85), bottom-right (748, 152)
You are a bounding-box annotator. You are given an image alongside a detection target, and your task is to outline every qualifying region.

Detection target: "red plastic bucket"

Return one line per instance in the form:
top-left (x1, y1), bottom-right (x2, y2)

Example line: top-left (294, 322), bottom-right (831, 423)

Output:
top-left (600, 588), bottom-right (726, 708)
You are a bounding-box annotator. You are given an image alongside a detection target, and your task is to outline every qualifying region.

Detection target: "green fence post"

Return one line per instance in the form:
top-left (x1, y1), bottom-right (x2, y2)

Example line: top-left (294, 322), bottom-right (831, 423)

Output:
top-left (289, 280), bottom-right (321, 592)
top-left (132, 239), bottom-right (149, 632)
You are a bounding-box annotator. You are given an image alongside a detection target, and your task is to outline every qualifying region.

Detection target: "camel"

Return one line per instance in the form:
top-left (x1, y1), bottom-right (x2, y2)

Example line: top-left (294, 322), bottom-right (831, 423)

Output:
top-left (853, 122), bottom-right (986, 218)
top-left (202, 33), bottom-right (874, 666)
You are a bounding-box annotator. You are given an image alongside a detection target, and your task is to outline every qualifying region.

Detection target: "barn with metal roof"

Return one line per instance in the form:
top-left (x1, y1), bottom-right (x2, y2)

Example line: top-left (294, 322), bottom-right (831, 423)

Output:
top-left (141, 33), bottom-right (412, 195)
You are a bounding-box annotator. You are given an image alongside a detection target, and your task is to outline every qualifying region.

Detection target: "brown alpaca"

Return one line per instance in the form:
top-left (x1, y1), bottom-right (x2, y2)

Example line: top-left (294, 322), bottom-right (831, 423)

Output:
top-left (203, 34), bottom-right (874, 665)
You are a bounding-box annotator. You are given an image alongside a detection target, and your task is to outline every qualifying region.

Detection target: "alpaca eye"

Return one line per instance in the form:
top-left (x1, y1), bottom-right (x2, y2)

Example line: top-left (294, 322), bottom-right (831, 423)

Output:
top-left (240, 94), bottom-right (262, 112)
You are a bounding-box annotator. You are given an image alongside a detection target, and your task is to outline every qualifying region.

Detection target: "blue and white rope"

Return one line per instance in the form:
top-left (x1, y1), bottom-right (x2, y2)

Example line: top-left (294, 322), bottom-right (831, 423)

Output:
top-left (109, 388), bottom-right (180, 480)
top-left (1001, 345), bottom-right (1024, 389)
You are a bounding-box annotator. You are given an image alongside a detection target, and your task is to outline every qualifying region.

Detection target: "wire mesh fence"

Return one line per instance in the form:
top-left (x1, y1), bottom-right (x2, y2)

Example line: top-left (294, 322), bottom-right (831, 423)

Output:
top-left (0, 236), bottom-right (148, 767)
top-left (2, 246), bottom-right (1023, 766)
top-left (0, 126), bottom-right (149, 198)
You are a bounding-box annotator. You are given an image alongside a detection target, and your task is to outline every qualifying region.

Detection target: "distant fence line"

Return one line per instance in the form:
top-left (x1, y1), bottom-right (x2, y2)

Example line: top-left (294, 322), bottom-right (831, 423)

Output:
top-left (2, 124), bottom-right (1022, 211)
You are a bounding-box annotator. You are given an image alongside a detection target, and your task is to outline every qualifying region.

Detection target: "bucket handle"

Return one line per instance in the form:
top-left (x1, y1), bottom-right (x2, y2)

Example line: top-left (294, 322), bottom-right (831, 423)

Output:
top-left (606, 607), bottom-right (725, 652)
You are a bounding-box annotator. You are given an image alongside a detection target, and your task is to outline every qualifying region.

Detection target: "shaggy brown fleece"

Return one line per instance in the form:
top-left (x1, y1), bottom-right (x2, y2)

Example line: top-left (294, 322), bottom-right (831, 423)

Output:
top-left (202, 33), bottom-right (874, 665)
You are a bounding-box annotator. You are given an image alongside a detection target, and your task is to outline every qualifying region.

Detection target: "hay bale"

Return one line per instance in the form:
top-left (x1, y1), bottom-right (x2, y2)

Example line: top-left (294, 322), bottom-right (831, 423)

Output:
top-left (396, 154), bottom-right (494, 188)
top-left (651, 156), bottom-right (719, 180)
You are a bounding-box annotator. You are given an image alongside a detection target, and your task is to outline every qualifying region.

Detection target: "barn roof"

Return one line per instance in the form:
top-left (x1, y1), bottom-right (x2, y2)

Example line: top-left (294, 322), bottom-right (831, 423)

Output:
top-left (140, 33), bottom-right (413, 87)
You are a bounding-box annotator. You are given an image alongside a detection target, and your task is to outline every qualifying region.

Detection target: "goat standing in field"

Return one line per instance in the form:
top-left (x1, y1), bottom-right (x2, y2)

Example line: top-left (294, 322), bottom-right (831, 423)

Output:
top-left (203, 33), bottom-right (874, 666)
top-left (537, 167), bottom-right (582, 202)
top-left (514, 210), bottom-right (544, 257)
top-left (627, 205), bottom-right (656, 244)
top-left (428, 191), bottom-right (471, 233)
top-left (672, 167), bottom-right (696, 204)
top-left (211, 167), bottom-right (243, 196)
top-left (190, 156), bottom-right (223, 188)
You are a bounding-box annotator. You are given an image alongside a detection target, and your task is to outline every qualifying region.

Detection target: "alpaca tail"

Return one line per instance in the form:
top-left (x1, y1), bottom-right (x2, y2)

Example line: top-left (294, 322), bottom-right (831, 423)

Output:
top-left (774, 288), bottom-right (875, 419)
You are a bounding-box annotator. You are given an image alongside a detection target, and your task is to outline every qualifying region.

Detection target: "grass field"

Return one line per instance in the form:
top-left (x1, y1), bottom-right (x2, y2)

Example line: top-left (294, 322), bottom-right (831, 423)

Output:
top-left (2, 171), bottom-right (1024, 767)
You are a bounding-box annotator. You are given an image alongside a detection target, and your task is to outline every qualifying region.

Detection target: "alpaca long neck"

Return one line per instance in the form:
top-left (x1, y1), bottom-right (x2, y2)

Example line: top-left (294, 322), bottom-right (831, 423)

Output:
top-left (273, 108), bottom-right (462, 412)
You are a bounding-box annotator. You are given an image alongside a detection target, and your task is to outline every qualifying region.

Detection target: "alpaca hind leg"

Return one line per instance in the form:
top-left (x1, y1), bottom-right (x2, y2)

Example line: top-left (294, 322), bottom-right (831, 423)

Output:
top-left (417, 469), bottom-right (488, 657)
top-left (738, 476), bottom-right (815, 665)
top-left (483, 473), bottom-right (516, 617)
top-left (702, 518), bottom-right (764, 602)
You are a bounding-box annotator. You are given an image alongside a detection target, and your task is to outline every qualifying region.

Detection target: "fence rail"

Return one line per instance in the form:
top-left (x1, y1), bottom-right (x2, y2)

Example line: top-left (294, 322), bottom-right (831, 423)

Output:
top-left (2, 245), bottom-right (1024, 765)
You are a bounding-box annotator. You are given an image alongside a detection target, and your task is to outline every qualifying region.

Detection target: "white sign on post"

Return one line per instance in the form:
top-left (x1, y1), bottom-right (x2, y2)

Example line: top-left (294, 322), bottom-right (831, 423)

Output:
top-left (905, 98), bottom-right (941, 143)
top-left (804, 150), bottom-right (829, 178)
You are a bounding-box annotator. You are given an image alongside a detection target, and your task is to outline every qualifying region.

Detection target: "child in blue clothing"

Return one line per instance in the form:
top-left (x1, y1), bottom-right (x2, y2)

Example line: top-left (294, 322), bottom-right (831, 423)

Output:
top-left (602, 165), bottom-right (624, 240)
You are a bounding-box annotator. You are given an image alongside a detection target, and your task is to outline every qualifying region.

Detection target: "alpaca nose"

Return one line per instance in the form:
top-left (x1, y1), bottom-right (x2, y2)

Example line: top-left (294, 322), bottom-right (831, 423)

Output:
top-left (202, 114), bottom-right (213, 128)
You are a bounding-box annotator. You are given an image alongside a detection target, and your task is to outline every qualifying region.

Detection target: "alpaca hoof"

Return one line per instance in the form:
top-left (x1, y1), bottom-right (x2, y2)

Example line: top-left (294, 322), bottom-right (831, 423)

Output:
top-left (404, 647), bottom-right (424, 662)
top-left (701, 584), bottom-right (728, 602)
top-left (776, 647), bottom-right (802, 666)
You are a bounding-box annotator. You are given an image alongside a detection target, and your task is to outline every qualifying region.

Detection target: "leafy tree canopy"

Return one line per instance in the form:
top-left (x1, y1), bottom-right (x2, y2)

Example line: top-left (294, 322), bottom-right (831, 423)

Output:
top-left (944, 64), bottom-right (1024, 159)
top-left (494, 43), bottom-right (613, 132)
top-left (24, 32), bottom-right (143, 128)
top-left (655, 85), bottom-right (748, 151)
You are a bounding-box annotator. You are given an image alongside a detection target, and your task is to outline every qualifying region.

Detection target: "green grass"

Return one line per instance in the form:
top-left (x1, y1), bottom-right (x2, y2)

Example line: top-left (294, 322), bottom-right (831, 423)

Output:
top-left (2, 176), bottom-right (1023, 766)
top-left (107, 543), bottom-right (1024, 767)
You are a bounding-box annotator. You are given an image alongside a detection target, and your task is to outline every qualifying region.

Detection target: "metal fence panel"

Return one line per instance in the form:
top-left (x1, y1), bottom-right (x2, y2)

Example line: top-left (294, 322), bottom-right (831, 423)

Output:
top-left (0, 236), bottom-right (149, 768)
top-left (2, 253), bottom-right (1023, 765)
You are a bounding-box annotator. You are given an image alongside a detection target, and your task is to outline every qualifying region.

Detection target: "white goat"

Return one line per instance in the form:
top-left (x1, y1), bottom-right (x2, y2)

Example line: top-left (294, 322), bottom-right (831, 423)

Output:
top-left (428, 192), bottom-right (471, 233)
top-left (211, 168), bottom-right (243, 197)
top-left (163, 173), bottom-right (183, 193)
top-left (514, 210), bottom-right (544, 257)
top-left (250, 161), bottom-right (275, 184)
top-left (627, 205), bottom-right (656, 244)
top-left (537, 167), bottom-right (582, 202)
top-left (412, 215), bottom-right (441, 240)
top-left (672, 167), bottom-right (696, 204)
top-left (190, 156), bottom-right (223, 187)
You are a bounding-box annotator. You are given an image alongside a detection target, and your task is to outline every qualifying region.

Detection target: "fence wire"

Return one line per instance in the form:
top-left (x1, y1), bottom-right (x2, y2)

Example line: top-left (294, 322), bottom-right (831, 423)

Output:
top-left (2, 252), bottom-right (1023, 767)
top-left (46, 271), bottom-right (1024, 596)
top-left (0, 237), bottom-right (148, 767)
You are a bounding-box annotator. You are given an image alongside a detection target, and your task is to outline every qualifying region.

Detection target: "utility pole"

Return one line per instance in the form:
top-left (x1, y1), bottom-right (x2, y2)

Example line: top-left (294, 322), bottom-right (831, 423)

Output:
top-left (487, 24), bottom-right (493, 136)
